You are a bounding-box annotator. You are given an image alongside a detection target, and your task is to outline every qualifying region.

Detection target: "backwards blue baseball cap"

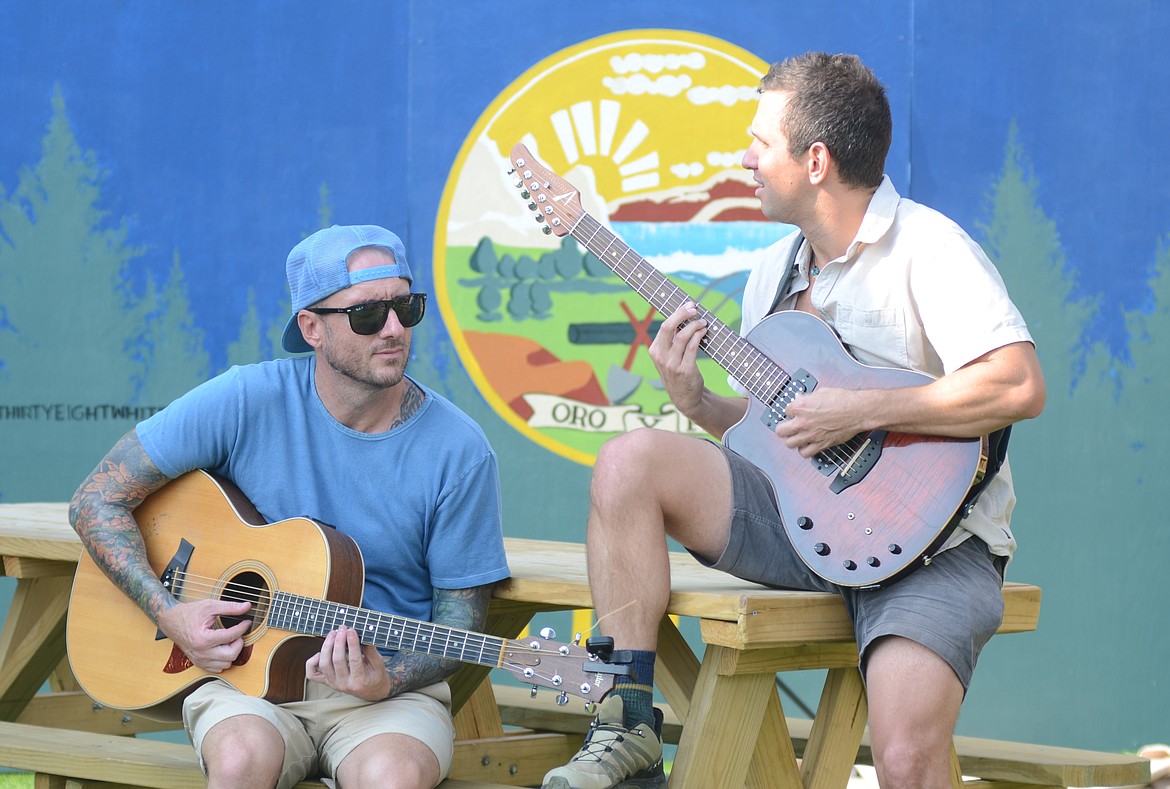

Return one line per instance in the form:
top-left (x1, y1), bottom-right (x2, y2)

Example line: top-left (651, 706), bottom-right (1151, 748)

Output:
top-left (281, 224), bottom-right (413, 353)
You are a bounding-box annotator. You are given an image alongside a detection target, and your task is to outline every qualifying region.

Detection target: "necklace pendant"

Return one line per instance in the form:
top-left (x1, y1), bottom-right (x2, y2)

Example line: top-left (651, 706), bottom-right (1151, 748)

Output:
top-left (810, 264), bottom-right (820, 277)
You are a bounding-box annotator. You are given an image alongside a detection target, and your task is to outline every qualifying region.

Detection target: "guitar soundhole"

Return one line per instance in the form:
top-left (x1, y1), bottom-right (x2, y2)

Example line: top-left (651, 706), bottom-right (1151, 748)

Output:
top-left (218, 570), bottom-right (271, 634)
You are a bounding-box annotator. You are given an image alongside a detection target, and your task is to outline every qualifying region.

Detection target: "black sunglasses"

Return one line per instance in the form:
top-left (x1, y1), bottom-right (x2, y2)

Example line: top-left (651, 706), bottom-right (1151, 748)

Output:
top-left (307, 293), bottom-right (427, 334)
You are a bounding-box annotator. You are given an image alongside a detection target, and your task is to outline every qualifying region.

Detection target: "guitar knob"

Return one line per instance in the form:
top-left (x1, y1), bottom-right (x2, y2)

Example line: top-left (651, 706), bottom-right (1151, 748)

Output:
top-left (797, 516), bottom-right (813, 530)
top-left (888, 544), bottom-right (902, 555)
top-left (539, 627), bottom-right (557, 640)
top-left (814, 542), bottom-right (830, 556)
top-left (556, 692), bottom-right (569, 706)
top-left (866, 556), bottom-right (881, 567)
top-left (842, 560), bottom-right (857, 571)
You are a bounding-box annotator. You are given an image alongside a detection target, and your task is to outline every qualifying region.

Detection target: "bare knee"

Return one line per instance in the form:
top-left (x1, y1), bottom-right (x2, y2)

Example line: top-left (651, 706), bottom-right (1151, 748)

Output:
top-left (872, 735), bottom-right (952, 789)
top-left (202, 715), bottom-right (284, 789)
top-left (336, 733), bottom-right (440, 789)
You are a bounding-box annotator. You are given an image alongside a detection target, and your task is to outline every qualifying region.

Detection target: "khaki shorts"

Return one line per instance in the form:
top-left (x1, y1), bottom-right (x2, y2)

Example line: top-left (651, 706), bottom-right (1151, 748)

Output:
top-left (183, 679), bottom-right (455, 789)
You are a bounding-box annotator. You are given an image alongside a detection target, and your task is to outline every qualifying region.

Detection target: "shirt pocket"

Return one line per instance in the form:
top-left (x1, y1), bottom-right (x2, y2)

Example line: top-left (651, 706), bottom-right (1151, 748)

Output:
top-left (833, 305), bottom-right (909, 369)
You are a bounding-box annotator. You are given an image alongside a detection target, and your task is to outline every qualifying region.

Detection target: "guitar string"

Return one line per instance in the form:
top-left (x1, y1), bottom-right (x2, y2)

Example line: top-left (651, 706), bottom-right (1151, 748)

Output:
top-left (160, 571), bottom-right (586, 677)
top-left (564, 208), bottom-right (865, 472)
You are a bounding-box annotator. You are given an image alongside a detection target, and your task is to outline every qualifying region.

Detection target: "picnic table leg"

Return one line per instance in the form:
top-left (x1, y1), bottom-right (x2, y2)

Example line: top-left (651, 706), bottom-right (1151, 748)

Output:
top-left (746, 684), bottom-right (803, 789)
top-left (668, 643), bottom-right (778, 789)
top-left (800, 667), bottom-right (867, 789)
top-left (0, 574), bottom-right (72, 721)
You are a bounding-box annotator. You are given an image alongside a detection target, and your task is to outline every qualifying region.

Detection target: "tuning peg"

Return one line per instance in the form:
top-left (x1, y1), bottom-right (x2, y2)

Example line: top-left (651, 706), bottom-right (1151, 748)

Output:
top-left (520, 189), bottom-right (529, 198)
top-left (572, 632), bottom-right (582, 645)
top-left (584, 701), bottom-right (596, 715)
top-left (528, 202), bottom-right (537, 211)
top-left (530, 685), bottom-right (539, 698)
top-left (541, 226), bottom-right (552, 235)
top-left (539, 627), bottom-right (557, 640)
top-left (556, 691), bottom-right (569, 706)
top-left (507, 167), bottom-right (516, 175)
top-left (535, 215), bottom-right (546, 223)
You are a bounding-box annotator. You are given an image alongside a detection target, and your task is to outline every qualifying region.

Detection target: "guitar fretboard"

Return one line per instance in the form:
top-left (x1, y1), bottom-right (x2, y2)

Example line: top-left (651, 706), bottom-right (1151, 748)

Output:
top-left (267, 591), bottom-right (506, 668)
top-left (568, 212), bottom-right (806, 417)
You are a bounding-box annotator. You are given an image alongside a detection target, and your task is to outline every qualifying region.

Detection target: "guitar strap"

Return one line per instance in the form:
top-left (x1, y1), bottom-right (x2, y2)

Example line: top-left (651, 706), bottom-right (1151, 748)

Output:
top-left (766, 232), bottom-right (806, 315)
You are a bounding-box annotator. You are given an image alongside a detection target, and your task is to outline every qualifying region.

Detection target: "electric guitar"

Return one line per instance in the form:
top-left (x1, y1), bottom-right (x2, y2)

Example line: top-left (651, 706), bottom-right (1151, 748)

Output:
top-left (508, 142), bottom-right (990, 587)
top-left (67, 469), bottom-right (619, 720)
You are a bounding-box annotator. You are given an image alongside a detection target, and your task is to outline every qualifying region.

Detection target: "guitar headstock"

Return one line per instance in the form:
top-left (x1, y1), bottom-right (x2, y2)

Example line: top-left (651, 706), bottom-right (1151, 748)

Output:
top-left (509, 143), bottom-right (583, 239)
top-left (498, 631), bottom-right (623, 707)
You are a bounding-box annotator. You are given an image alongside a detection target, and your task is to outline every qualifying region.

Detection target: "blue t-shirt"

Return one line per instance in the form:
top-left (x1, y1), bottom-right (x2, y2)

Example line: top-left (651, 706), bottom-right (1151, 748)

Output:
top-left (137, 356), bottom-right (510, 625)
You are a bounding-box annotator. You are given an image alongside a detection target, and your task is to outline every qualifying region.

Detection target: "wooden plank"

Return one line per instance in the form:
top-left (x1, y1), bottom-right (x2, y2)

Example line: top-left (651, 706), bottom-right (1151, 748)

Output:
top-left (450, 732), bottom-right (579, 786)
top-left (0, 503), bottom-right (81, 563)
top-left (0, 575), bottom-right (72, 721)
top-left (0, 720), bottom-right (565, 789)
top-left (654, 616), bottom-right (699, 721)
top-left (453, 680), bottom-right (505, 741)
top-left (949, 733), bottom-right (1150, 788)
top-left (668, 644), bottom-right (775, 789)
top-left (16, 691), bottom-right (176, 735)
top-left (801, 667), bottom-right (868, 789)
top-left (745, 684), bottom-right (802, 789)
top-left (0, 721), bottom-right (207, 789)
top-left (2, 557), bottom-right (76, 579)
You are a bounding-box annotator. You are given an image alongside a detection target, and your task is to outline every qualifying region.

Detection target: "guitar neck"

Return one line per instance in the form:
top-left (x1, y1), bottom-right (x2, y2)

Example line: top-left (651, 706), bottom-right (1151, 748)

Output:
top-left (268, 591), bottom-right (505, 668)
top-left (566, 211), bottom-right (798, 408)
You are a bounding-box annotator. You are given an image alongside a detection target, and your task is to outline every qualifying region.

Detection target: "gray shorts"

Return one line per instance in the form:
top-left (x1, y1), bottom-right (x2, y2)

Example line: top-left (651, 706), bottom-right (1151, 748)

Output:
top-left (695, 444), bottom-right (1005, 689)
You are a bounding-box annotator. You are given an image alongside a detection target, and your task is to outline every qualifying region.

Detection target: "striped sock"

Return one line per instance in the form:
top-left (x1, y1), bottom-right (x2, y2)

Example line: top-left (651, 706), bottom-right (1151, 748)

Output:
top-left (613, 649), bottom-right (656, 729)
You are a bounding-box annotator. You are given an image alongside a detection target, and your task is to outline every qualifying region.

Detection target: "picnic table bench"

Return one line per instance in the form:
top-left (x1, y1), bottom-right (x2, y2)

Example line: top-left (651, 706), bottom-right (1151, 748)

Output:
top-left (0, 500), bottom-right (1150, 788)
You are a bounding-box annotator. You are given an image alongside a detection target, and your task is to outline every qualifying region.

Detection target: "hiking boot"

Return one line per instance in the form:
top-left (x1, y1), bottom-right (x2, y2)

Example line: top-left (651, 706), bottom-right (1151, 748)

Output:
top-left (541, 694), bottom-right (667, 789)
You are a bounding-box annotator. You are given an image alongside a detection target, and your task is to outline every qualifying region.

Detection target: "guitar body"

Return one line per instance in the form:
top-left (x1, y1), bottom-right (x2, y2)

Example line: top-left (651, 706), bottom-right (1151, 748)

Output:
top-left (725, 310), bottom-right (985, 586)
top-left (67, 470), bottom-right (364, 720)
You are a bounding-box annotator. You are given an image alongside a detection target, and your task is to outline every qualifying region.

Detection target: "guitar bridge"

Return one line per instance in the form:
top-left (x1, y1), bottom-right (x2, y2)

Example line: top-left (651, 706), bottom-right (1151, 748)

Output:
top-left (814, 430), bottom-right (888, 492)
top-left (156, 538), bottom-right (194, 640)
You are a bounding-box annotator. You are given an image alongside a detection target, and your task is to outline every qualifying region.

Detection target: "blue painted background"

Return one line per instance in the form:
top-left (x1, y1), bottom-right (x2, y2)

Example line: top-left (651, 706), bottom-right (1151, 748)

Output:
top-left (2, 0), bottom-right (1166, 755)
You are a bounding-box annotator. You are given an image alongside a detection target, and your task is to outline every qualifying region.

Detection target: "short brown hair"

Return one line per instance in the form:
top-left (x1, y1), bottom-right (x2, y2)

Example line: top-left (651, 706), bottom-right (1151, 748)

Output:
top-left (759, 52), bottom-right (891, 189)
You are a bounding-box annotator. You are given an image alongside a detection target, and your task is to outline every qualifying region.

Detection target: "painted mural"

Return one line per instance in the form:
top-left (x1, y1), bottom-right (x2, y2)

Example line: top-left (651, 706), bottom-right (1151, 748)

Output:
top-left (436, 31), bottom-right (787, 464)
top-left (0, 0), bottom-right (1167, 757)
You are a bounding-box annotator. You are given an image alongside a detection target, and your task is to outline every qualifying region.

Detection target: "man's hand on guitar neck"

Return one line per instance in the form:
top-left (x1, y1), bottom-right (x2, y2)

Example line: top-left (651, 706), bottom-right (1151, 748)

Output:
top-left (650, 301), bottom-right (750, 437)
top-left (156, 598), bottom-right (253, 673)
top-left (305, 625), bottom-right (393, 701)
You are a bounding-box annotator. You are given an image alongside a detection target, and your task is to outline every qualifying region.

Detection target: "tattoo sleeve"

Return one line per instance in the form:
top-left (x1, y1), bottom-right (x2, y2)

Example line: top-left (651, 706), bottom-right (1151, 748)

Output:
top-left (67, 430), bottom-right (175, 624)
top-left (382, 583), bottom-right (495, 699)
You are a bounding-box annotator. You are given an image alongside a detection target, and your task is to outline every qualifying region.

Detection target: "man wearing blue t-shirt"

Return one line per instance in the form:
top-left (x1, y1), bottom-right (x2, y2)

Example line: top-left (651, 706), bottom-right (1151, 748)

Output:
top-left (69, 225), bottom-right (510, 789)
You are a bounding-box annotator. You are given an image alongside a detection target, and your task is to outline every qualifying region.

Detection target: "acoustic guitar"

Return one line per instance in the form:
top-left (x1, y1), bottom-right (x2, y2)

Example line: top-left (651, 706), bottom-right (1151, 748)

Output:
top-left (509, 142), bottom-right (990, 587)
top-left (67, 469), bottom-right (617, 720)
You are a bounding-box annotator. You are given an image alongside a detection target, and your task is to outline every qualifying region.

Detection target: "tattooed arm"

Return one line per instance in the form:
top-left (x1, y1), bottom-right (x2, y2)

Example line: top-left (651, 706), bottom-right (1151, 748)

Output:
top-left (68, 430), bottom-right (251, 671)
top-left (305, 584), bottom-right (496, 701)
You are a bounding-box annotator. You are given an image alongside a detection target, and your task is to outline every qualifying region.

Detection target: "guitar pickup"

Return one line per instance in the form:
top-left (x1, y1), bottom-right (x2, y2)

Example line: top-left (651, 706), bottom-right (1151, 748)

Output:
top-left (760, 368), bottom-right (817, 429)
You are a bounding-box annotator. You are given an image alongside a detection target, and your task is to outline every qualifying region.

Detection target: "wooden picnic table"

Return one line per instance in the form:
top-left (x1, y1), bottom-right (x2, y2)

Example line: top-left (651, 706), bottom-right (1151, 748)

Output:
top-left (0, 500), bottom-right (1043, 788)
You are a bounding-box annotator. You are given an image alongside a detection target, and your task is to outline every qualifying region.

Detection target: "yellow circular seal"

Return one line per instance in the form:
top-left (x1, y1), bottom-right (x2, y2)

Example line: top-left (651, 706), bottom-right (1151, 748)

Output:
top-left (435, 30), bottom-right (782, 465)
